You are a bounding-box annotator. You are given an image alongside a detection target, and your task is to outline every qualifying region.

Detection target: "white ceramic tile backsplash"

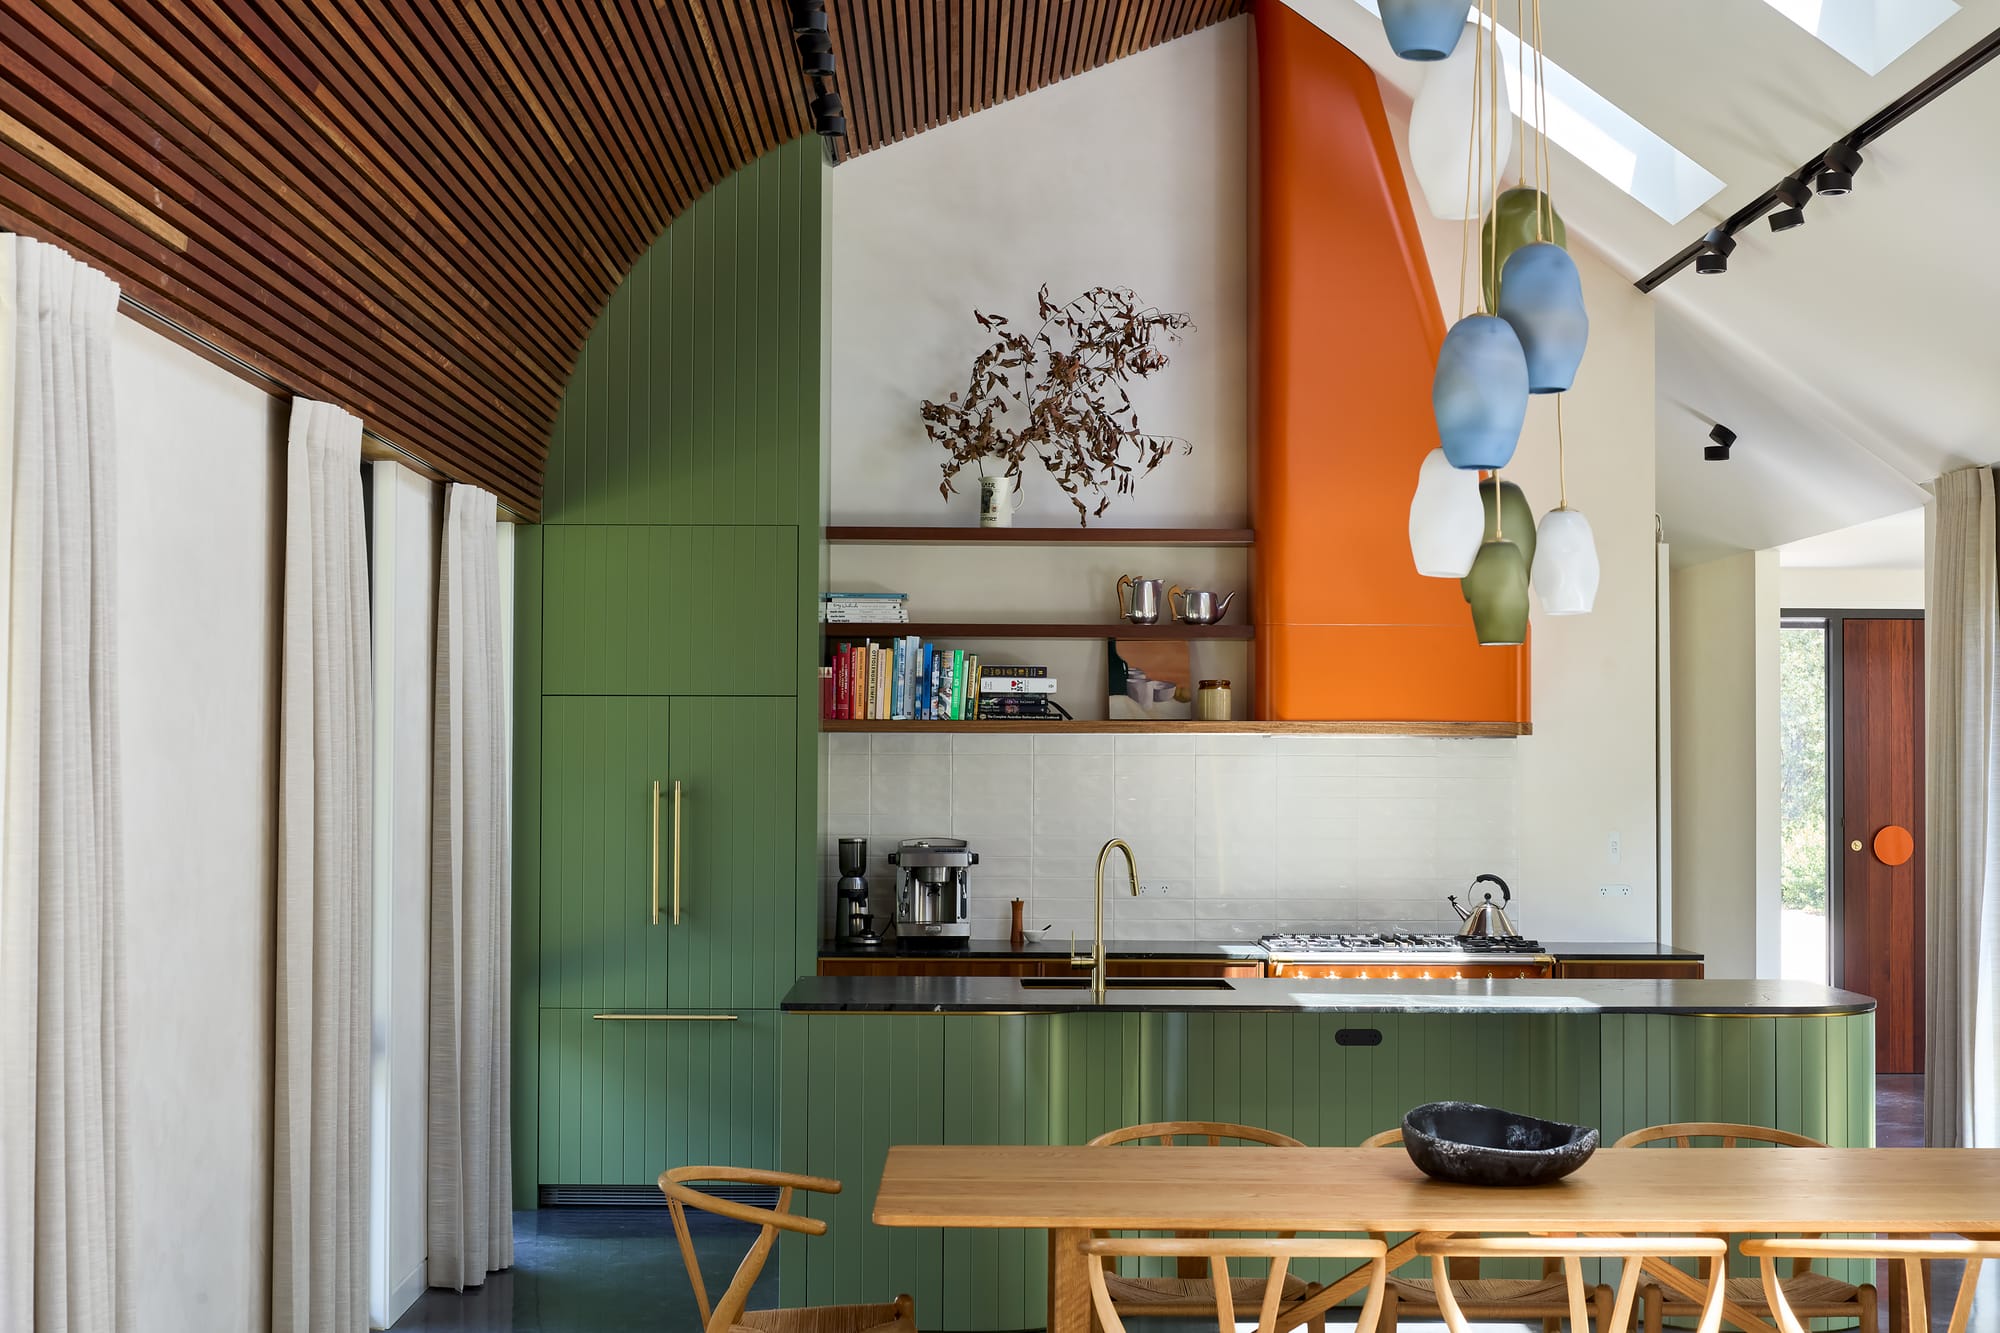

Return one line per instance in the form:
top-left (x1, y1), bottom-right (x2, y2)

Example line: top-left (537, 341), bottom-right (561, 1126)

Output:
top-left (822, 733), bottom-right (1521, 941)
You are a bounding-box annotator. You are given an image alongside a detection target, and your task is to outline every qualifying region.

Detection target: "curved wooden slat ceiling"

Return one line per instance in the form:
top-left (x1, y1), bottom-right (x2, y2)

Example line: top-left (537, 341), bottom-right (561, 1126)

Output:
top-left (0, 0), bottom-right (1246, 518)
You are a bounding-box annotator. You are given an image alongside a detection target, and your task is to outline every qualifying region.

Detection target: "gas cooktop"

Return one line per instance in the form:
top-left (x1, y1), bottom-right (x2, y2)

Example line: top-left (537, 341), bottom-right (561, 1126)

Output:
top-left (1259, 932), bottom-right (1548, 963)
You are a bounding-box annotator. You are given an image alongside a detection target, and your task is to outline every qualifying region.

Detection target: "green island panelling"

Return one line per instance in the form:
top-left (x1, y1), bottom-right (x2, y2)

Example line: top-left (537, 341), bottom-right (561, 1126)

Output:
top-left (779, 1010), bottom-right (1876, 1331)
top-left (514, 135), bottom-right (827, 1207)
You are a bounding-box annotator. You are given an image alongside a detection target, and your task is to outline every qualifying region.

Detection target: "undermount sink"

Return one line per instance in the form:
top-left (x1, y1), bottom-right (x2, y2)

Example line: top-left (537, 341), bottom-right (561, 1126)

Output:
top-left (1017, 977), bottom-right (1237, 991)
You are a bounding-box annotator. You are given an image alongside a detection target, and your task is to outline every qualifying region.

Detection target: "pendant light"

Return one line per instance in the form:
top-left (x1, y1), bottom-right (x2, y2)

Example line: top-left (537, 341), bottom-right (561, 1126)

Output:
top-left (1532, 398), bottom-right (1599, 615)
top-left (1462, 472), bottom-right (1533, 646)
top-left (1494, 0), bottom-right (1588, 393)
top-left (1434, 0), bottom-right (1528, 472)
top-left (1481, 186), bottom-right (1567, 311)
top-left (1409, 448), bottom-right (1485, 577)
top-left (1409, 24), bottom-right (1515, 221)
top-left (1380, 0), bottom-right (1472, 61)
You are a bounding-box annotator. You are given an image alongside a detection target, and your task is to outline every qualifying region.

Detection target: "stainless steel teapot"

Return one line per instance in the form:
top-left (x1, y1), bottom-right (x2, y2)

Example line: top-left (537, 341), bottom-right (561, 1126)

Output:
top-left (1169, 585), bottom-right (1236, 625)
top-left (1450, 874), bottom-right (1520, 937)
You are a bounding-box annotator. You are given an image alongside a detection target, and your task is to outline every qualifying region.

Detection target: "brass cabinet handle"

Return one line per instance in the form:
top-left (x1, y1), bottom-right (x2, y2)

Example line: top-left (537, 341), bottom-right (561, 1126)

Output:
top-left (650, 780), bottom-right (661, 925)
top-left (592, 1013), bottom-right (736, 1022)
top-left (672, 779), bottom-right (684, 926)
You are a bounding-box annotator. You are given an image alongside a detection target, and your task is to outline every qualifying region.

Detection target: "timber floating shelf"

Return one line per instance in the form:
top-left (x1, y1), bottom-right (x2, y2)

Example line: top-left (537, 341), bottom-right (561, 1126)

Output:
top-left (825, 526), bottom-right (1255, 546)
top-left (821, 720), bottom-right (1532, 737)
top-left (821, 621), bottom-right (1254, 640)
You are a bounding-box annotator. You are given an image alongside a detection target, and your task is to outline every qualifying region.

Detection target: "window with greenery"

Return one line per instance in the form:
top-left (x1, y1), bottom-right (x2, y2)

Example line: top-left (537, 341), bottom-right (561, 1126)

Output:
top-left (1779, 622), bottom-right (1828, 982)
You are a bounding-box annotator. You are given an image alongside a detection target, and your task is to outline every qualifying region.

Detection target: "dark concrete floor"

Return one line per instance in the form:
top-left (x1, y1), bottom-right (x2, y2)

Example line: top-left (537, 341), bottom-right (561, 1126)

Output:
top-left (397, 1077), bottom-right (1978, 1333)
top-left (390, 1209), bottom-right (774, 1333)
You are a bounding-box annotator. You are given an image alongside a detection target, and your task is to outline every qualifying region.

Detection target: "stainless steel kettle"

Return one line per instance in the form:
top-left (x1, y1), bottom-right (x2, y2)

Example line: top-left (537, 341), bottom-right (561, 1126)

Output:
top-left (1450, 874), bottom-right (1520, 937)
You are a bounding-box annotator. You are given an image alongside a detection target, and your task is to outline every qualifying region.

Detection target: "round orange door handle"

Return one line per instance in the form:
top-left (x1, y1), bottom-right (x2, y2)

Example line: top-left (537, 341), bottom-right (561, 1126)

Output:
top-left (1873, 825), bottom-right (1914, 867)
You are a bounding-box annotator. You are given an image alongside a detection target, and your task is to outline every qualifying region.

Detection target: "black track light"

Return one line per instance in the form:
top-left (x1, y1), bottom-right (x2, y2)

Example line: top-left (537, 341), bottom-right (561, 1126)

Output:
top-left (811, 90), bottom-right (846, 139)
top-left (1768, 176), bottom-right (1810, 232)
top-left (1694, 228), bottom-right (1736, 275)
top-left (790, 0), bottom-right (826, 31)
top-left (1816, 143), bottom-right (1863, 196)
top-left (795, 31), bottom-right (834, 78)
top-left (1704, 423), bottom-right (1736, 461)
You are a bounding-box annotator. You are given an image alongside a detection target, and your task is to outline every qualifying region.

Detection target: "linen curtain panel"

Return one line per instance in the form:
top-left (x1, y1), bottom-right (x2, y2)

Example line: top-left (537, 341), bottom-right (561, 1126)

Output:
top-left (427, 483), bottom-right (513, 1288)
top-left (273, 399), bottom-right (372, 1333)
top-left (0, 235), bottom-right (131, 1333)
top-left (1926, 463), bottom-right (2000, 1155)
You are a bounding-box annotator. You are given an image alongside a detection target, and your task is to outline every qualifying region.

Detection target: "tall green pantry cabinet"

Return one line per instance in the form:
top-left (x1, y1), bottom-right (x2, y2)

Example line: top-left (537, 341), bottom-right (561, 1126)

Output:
top-left (514, 139), bottom-right (826, 1205)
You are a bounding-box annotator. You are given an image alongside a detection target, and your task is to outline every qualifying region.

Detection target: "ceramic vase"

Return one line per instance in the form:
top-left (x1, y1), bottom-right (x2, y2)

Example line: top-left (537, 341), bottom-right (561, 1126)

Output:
top-left (1533, 505), bottom-right (1599, 615)
top-left (1498, 243), bottom-right (1589, 393)
top-left (1481, 188), bottom-right (1567, 310)
top-left (1380, 0), bottom-right (1472, 60)
top-left (1463, 539), bottom-right (1531, 645)
top-left (1409, 25), bottom-right (1515, 221)
top-left (1435, 315), bottom-right (1530, 470)
top-left (1408, 448), bottom-right (1485, 578)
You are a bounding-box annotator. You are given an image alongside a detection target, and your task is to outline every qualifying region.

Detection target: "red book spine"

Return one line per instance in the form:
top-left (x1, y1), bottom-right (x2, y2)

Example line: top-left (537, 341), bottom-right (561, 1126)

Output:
top-left (834, 645), bottom-right (851, 719)
top-left (848, 644), bottom-right (866, 720)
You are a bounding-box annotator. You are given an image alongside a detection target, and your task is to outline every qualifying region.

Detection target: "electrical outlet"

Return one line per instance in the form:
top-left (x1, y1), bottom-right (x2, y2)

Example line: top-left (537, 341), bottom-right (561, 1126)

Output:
top-left (1599, 883), bottom-right (1632, 898)
top-left (1607, 831), bottom-right (1622, 864)
top-left (1137, 882), bottom-right (1176, 898)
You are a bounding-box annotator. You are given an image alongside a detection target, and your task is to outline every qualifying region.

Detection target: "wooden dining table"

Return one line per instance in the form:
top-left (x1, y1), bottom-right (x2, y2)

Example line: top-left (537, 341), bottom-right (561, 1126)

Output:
top-left (874, 1145), bottom-right (2000, 1333)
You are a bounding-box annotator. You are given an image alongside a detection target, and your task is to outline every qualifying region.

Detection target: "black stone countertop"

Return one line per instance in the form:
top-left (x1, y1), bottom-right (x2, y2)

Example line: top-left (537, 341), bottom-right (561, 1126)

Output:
top-left (817, 938), bottom-right (1705, 962)
top-left (780, 976), bottom-right (1867, 1016)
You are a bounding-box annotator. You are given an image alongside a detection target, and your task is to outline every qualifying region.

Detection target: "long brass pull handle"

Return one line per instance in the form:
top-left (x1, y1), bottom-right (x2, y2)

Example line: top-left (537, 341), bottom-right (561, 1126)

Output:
top-left (592, 1014), bottom-right (737, 1022)
top-left (650, 780), bottom-right (661, 925)
top-left (672, 779), bottom-right (684, 926)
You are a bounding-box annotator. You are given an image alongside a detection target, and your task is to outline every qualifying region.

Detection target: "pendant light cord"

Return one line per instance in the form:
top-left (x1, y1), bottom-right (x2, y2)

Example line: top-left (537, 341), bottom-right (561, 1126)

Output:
top-left (1459, 5), bottom-right (1485, 318)
top-left (1556, 395), bottom-right (1569, 510)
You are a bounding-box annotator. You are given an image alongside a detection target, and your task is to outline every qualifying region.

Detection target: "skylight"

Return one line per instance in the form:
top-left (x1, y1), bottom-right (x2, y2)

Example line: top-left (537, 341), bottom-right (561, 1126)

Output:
top-left (1757, 0), bottom-right (1958, 76)
top-left (1342, 0), bottom-right (1724, 225)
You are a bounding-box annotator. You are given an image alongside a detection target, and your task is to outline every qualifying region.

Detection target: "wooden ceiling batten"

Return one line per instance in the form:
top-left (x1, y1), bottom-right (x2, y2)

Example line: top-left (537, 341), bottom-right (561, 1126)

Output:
top-left (1, 0), bottom-right (1243, 517)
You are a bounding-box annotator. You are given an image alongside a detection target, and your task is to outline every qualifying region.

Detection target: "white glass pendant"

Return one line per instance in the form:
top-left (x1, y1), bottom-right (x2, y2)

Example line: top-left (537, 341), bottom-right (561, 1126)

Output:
top-left (1532, 505), bottom-right (1599, 614)
top-left (1408, 23), bottom-right (1516, 222)
top-left (1409, 448), bottom-right (1485, 578)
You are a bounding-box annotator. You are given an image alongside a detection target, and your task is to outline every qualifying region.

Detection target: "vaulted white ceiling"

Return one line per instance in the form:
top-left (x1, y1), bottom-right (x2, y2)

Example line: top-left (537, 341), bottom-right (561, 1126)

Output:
top-left (1284, 0), bottom-right (2000, 565)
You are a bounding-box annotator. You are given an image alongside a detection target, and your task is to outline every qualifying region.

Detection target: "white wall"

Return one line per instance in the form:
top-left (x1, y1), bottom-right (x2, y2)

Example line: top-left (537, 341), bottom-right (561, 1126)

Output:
top-left (824, 16), bottom-right (1664, 941)
top-left (1669, 550), bottom-right (1782, 977)
top-left (116, 319), bottom-right (283, 1332)
top-left (1779, 565), bottom-right (1925, 610)
top-left (366, 462), bottom-right (442, 1327)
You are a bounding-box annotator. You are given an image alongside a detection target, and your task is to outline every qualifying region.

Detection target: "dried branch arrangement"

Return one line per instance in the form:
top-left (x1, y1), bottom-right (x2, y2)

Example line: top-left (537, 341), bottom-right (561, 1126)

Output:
top-left (920, 284), bottom-right (1195, 525)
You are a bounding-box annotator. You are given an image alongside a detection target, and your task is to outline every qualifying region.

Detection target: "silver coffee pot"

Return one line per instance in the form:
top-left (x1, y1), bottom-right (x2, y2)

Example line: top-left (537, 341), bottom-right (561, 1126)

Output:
top-left (1116, 574), bottom-right (1166, 625)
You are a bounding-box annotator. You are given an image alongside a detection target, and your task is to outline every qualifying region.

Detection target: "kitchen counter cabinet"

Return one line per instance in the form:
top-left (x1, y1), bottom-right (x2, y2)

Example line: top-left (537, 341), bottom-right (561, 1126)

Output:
top-left (778, 999), bottom-right (1875, 1330)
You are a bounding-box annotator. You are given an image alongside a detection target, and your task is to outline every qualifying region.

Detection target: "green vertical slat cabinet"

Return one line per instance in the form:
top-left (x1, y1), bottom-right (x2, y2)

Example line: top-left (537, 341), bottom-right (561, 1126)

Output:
top-left (518, 135), bottom-right (827, 1198)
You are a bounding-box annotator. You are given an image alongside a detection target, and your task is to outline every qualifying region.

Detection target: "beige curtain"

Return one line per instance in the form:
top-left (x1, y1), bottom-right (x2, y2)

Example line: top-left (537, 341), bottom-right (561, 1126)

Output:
top-left (1925, 464), bottom-right (2000, 1153)
top-left (0, 234), bottom-right (131, 1333)
top-left (427, 483), bottom-right (512, 1288)
top-left (273, 399), bottom-right (372, 1332)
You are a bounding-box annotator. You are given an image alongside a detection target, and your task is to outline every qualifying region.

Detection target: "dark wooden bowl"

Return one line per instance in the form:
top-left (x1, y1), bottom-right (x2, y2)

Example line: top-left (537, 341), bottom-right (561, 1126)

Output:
top-left (1401, 1102), bottom-right (1599, 1186)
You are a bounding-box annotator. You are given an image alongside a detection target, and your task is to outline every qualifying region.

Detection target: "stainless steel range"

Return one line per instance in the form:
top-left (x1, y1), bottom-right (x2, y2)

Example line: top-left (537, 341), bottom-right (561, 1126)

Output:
top-left (1259, 932), bottom-right (1555, 979)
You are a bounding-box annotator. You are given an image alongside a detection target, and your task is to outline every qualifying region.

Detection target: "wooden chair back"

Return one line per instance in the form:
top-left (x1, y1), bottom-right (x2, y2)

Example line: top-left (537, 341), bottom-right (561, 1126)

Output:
top-left (1610, 1121), bottom-right (1825, 1150)
top-left (1418, 1235), bottom-right (1728, 1333)
top-left (1083, 1235), bottom-right (1388, 1333)
top-left (659, 1165), bottom-right (840, 1333)
top-left (1087, 1120), bottom-right (1306, 1148)
top-left (1358, 1127), bottom-right (1404, 1149)
top-left (1744, 1236), bottom-right (2000, 1333)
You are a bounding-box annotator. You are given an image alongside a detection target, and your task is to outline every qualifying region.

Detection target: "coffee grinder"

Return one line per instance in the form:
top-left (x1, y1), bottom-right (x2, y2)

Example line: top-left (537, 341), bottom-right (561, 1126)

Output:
top-left (835, 836), bottom-right (882, 946)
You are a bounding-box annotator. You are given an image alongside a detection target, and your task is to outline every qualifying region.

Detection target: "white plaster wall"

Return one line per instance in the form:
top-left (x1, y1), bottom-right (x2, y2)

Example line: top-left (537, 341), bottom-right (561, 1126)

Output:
top-left (366, 462), bottom-right (441, 1327)
top-left (828, 19), bottom-right (1249, 528)
top-left (115, 320), bottom-right (283, 1333)
top-left (1669, 550), bottom-right (1782, 978)
top-left (824, 16), bottom-right (1665, 940)
top-left (1779, 566), bottom-right (1925, 610)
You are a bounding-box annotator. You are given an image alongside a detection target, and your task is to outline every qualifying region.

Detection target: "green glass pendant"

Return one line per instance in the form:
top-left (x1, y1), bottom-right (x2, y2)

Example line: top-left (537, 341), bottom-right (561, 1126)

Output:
top-left (1463, 539), bottom-right (1531, 645)
top-left (1482, 188), bottom-right (1568, 311)
top-left (1473, 477), bottom-right (1537, 571)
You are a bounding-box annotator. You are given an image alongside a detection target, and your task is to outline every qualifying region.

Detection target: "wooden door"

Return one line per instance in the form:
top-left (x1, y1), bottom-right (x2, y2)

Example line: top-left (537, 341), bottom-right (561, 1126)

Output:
top-left (1840, 617), bottom-right (1925, 1073)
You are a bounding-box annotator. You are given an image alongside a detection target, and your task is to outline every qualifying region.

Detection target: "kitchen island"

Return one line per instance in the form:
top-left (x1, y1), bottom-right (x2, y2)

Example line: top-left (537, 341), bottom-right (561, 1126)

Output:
top-left (777, 977), bottom-right (1873, 1330)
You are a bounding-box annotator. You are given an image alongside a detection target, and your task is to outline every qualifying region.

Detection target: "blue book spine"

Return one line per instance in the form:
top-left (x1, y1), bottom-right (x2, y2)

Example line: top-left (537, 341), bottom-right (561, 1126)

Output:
top-left (892, 638), bottom-right (909, 720)
top-left (918, 644), bottom-right (933, 719)
top-left (928, 646), bottom-right (944, 720)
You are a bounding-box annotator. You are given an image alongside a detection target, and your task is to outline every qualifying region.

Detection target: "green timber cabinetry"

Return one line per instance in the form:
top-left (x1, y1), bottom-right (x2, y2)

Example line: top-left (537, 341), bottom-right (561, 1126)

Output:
top-left (779, 1010), bottom-right (1876, 1331)
top-left (515, 137), bottom-right (826, 1205)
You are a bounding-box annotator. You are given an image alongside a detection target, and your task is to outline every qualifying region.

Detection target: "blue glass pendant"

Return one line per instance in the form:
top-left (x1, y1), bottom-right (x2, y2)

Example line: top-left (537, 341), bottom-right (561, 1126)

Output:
top-left (1380, 0), bottom-right (1469, 60)
top-left (1434, 314), bottom-right (1529, 470)
top-left (1497, 242), bottom-right (1589, 393)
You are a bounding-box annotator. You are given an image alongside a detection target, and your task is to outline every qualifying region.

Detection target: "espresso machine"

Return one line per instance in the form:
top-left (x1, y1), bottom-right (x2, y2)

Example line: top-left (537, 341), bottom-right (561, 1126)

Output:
top-left (834, 837), bottom-right (882, 946)
top-left (888, 837), bottom-right (977, 947)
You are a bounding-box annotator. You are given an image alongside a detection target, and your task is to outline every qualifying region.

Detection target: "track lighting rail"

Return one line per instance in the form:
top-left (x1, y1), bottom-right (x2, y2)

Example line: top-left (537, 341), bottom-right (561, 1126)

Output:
top-left (1635, 22), bottom-right (2000, 293)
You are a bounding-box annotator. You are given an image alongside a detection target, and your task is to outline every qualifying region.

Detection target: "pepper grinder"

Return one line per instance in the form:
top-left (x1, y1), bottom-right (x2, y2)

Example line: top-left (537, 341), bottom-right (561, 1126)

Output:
top-left (1010, 898), bottom-right (1026, 948)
